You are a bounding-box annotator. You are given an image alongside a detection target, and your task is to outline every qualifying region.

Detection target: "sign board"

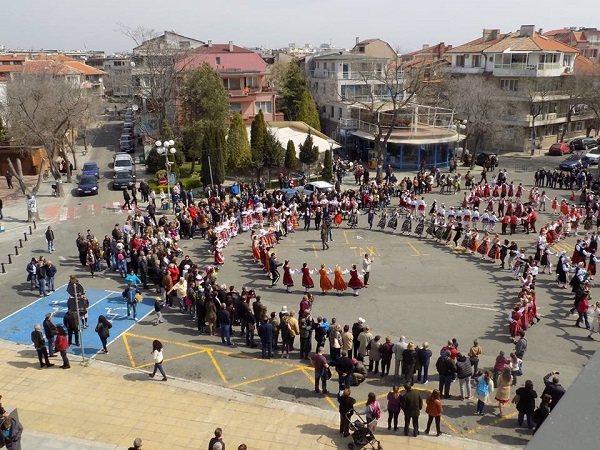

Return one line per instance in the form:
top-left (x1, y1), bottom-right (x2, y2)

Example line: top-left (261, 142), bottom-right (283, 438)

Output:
top-left (168, 173), bottom-right (177, 185)
top-left (26, 196), bottom-right (37, 213)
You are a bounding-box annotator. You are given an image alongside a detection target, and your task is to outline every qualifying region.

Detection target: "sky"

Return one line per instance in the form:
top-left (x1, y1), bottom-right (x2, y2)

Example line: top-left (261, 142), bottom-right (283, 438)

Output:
top-left (1, 0), bottom-right (594, 54)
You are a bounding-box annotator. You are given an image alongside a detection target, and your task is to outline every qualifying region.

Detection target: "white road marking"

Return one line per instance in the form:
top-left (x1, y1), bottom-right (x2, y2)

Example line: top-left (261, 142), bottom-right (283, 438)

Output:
top-left (445, 302), bottom-right (499, 312)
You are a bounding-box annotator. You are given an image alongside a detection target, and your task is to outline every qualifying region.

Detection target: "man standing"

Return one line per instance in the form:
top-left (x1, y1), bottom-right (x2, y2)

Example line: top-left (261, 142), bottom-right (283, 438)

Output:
top-left (269, 252), bottom-right (281, 286)
top-left (320, 222), bottom-right (329, 250)
top-left (63, 310), bottom-right (80, 346)
top-left (5, 171), bottom-right (13, 189)
top-left (258, 318), bottom-right (273, 359)
top-left (336, 350), bottom-right (354, 390)
top-left (312, 346), bottom-right (329, 394)
top-left (45, 226), bottom-right (55, 253)
top-left (207, 428), bottom-right (225, 450)
top-left (0, 198), bottom-right (3, 220)
top-left (26, 258), bottom-right (38, 290)
top-left (435, 349), bottom-right (457, 399)
top-left (217, 303), bottom-right (234, 346)
top-left (31, 324), bottom-right (54, 368)
top-left (402, 383), bottom-right (423, 437)
top-left (351, 318), bottom-right (365, 359)
top-left (37, 259), bottom-right (48, 297)
top-left (42, 312), bottom-right (57, 357)
top-left (122, 189), bottom-right (132, 210)
top-left (394, 335), bottom-right (408, 378)
top-left (362, 254), bottom-right (373, 287)
top-left (514, 331), bottom-right (527, 373)
top-left (542, 371), bottom-right (565, 411)
top-left (122, 284), bottom-right (141, 320)
top-left (45, 260), bottom-right (57, 292)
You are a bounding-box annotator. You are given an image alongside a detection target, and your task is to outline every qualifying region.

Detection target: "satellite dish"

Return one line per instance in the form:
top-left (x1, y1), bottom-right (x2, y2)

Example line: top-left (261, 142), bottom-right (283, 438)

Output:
top-left (130, 61), bottom-right (136, 67)
top-left (132, 105), bottom-right (139, 111)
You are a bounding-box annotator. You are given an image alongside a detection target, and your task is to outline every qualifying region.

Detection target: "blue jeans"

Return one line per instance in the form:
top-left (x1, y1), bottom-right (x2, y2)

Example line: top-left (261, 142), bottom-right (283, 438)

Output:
top-left (151, 362), bottom-right (166, 378)
top-left (518, 411), bottom-right (533, 429)
top-left (60, 349), bottom-right (69, 367)
top-left (220, 324), bottom-right (231, 345)
top-left (261, 341), bottom-right (272, 359)
top-left (339, 373), bottom-right (351, 390)
top-left (46, 276), bottom-right (55, 291)
top-left (38, 279), bottom-right (47, 296)
top-left (476, 399), bottom-right (485, 414)
top-left (417, 364), bottom-right (429, 383)
top-left (29, 275), bottom-right (38, 289)
top-left (315, 368), bottom-right (327, 393)
top-left (118, 260), bottom-right (127, 278)
top-left (438, 374), bottom-right (452, 397)
top-left (47, 336), bottom-right (55, 356)
top-left (47, 240), bottom-right (55, 252)
top-left (127, 302), bottom-right (137, 319)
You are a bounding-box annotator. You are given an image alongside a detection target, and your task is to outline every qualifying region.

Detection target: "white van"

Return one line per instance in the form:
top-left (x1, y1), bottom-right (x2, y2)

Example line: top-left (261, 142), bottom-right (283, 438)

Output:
top-left (114, 153), bottom-right (134, 174)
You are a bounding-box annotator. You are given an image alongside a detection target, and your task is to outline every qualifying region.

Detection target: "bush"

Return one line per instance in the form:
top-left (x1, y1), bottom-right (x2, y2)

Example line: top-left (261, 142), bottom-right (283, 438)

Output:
top-left (185, 178), bottom-right (203, 190)
top-left (145, 148), bottom-right (163, 173)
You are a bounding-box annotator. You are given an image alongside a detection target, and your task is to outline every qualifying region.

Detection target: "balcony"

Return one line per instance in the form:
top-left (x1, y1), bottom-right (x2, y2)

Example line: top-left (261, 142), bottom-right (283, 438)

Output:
top-left (227, 87), bottom-right (261, 97)
top-left (492, 62), bottom-right (565, 77)
top-left (449, 66), bottom-right (486, 75)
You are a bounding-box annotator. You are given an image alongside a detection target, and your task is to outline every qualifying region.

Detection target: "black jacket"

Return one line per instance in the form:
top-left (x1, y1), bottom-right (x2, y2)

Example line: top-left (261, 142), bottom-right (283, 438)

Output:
top-left (63, 311), bottom-right (79, 331)
top-left (436, 355), bottom-right (457, 377)
top-left (31, 330), bottom-right (45, 349)
top-left (456, 355), bottom-right (472, 379)
top-left (43, 318), bottom-right (57, 339)
top-left (515, 386), bottom-right (538, 414)
top-left (336, 356), bottom-right (354, 376)
top-left (542, 373), bottom-right (565, 410)
top-left (217, 308), bottom-right (231, 326)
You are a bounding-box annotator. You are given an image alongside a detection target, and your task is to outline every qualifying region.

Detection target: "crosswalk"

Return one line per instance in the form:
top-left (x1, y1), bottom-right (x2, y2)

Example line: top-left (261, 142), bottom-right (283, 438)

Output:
top-left (44, 202), bottom-right (138, 223)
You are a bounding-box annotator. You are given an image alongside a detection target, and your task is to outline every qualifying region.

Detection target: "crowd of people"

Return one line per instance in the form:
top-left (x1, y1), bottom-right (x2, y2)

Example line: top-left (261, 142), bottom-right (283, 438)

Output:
top-left (23, 158), bottom-right (598, 445)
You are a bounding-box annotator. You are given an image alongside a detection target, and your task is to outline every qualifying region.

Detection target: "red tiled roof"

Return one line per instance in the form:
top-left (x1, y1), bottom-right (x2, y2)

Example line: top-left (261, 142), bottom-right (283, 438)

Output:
top-left (21, 59), bottom-right (106, 76)
top-left (0, 66), bottom-right (24, 74)
top-left (573, 54), bottom-right (600, 75)
top-left (0, 55), bottom-right (26, 62)
top-left (449, 30), bottom-right (578, 54)
top-left (63, 60), bottom-right (106, 76)
top-left (176, 44), bottom-right (267, 73)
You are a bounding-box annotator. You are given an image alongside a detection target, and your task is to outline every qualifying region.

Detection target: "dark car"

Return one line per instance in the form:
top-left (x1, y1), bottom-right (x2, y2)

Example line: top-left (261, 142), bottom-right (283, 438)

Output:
top-left (77, 175), bottom-right (99, 196)
top-left (570, 137), bottom-right (598, 151)
top-left (280, 188), bottom-right (299, 202)
top-left (558, 154), bottom-right (592, 171)
top-left (119, 135), bottom-right (135, 153)
top-left (474, 152), bottom-right (497, 167)
top-left (81, 162), bottom-right (100, 178)
top-left (112, 171), bottom-right (136, 190)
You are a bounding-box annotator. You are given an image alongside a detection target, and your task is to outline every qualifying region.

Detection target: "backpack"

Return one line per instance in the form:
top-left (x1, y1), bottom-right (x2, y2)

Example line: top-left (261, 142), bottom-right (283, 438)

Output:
top-left (372, 401), bottom-right (381, 420)
top-left (476, 378), bottom-right (489, 396)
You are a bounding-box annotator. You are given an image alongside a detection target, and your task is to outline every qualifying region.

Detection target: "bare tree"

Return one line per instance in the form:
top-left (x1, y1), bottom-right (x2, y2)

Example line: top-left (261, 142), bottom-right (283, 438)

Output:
top-left (578, 75), bottom-right (600, 137)
top-left (5, 73), bottom-right (95, 195)
top-left (7, 157), bottom-right (44, 222)
top-left (446, 76), bottom-right (508, 168)
top-left (120, 25), bottom-right (192, 135)
top-left (521, 77), bottom-right (560, 154)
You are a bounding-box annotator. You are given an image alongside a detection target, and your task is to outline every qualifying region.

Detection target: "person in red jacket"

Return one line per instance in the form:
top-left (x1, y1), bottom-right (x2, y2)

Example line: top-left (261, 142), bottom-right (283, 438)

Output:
top-left (54, 325), bottom-right (70, 369)
top-left (576, 294), bottom-right (590, 329)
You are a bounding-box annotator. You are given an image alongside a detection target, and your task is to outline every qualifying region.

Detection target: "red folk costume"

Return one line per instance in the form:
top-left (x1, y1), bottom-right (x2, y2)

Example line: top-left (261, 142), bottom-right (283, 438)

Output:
top-left (333, 268), bottom-right (347, 292)
top-left (509, 307), bottom-right (523, 338)
top-left (301, 267), bottom-right (314, 288)
top-left (347, 269), bottom-right (363, 290)
top-left (282, 263), bottom-right (294, 287)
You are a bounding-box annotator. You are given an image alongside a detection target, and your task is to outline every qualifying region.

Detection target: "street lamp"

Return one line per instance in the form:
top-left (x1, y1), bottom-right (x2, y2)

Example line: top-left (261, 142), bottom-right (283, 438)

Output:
top-left (155, 139), bottom-right (176, 210)
top-left (451, 119), bottom-right (467, 159)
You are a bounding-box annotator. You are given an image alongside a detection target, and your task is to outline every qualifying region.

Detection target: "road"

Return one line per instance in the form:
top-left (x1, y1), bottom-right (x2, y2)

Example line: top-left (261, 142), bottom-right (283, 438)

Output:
top-left (0, 120), bottom-right (596, 447)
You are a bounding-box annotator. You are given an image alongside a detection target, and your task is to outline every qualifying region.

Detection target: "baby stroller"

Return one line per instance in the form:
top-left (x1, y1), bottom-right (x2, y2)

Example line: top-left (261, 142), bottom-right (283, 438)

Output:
top-left (345, 409), bottom-right (383, 450)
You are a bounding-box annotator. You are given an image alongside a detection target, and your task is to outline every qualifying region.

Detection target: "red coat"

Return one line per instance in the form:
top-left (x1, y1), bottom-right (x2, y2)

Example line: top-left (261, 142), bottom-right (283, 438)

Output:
top-left (577, 298), bottom-right (589, 314)
top-left (55, 334), bottom-right (69, 351)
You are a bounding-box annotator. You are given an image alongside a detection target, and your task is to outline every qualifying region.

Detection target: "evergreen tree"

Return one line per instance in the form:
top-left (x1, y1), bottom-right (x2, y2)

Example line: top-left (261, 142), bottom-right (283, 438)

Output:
top-left (284, 139), bottom-right (297, 175)
top-left (200, 125), bottom-right (216, 185)
top-left (250, 110), bottom-right (267, 180)
top-left (297, 91), bottom-right (321, 131)
top-left (162, 120), bottom-right (175, 140)
top-left (321, 149), bottom-right (333, 182)
top-left (263, 130), bottom-right (285, 181)
top-left (213, 126), bottom-right (226, 185)
top-left (279, 62), bottom-right (309, 121)
top-left (180, 63), bottom-right (230, 125)
top-left (226, 113), bottom-right (251, 171)
top-left (200, 123), bottom-right (226, 186)
top-left (298, 131), bottom-right (320, 176)
top-left (145, 147), bottom-right (163, 173)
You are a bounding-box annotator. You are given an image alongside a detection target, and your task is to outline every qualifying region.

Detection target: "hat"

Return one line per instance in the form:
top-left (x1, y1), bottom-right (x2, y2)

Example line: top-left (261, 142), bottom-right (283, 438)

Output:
top-left (184, 265), bottom-right (190, 270)
top-left (196, 274), bottom-right (202, 280)
top-left (358, 317), bottom-right (365, 323)
top-left (154, 297), bottom-right (163, 302)
top-left (281, 306), bottom-right (288, 312)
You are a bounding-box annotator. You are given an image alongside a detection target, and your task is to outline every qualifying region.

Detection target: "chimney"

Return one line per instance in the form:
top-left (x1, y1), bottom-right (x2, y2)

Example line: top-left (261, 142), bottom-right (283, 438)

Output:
top-left (482, 29), bottom-right (500, 42)
top-left (422, 44), bottom-right (430, 50)
top-left (208, 40), bottom-right (212, 47)
top-left (229, 41), bottom-right (234, 52)
top-left (519, 25), bottom-right (535, 37)
top-left (538, 28), bottom-right (543, 35)
top-left (356, 37), bottom-right (360, 45)
top-left (438, 42), bottom-right (445, 59)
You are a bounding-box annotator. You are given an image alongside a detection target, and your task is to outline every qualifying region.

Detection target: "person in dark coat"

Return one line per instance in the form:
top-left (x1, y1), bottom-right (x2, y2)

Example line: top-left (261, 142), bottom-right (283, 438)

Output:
top-left (30, 324), bottom-right (53, 368)
top-left (542, 371), bottom-right (565, 411)
top-left (416, 342), bottom-right (432, 383)
top-left (402, 342), bottom-right (418, 385)
top-left (258, 318), bottom-right (274, 359)
top-left (435, 350), bottom-right (457, 398)
top-left (338, 388), bottom-right (356, 437)
top-left (402, 383), bottom-right (423, 437)
top-left (515, 380), bottom-right (538, 429)
top-left (533, 394), bottom-right (552, 434)
top-left (336, 351), bottom-right (354, 390)
top-left (63, 310), bottom-right (80, 346)
top-left (0, 413), bottom-right (23, 450)
top-left (42, 312), bottom-right (58, 357)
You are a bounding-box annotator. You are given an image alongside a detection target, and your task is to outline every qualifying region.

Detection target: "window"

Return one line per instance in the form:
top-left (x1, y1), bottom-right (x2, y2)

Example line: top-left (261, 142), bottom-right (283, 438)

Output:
top-left (472, 55), bottom-right (481, 68)
top-left (500, 79), bottom-right (519, 91)
top-left (223, 78), bottom-right (241, 90)
top-left (330, 106), bottom-right (334, 117)
top-left (255, 101), bottom-right (272, 114)
top-left (456, 55), bottom-right (465, 67)
top-left (180, 41), bottom-right (191, 49)
top-left (563, 55), bottom-right (572, 66)
top-left (548, 102), bottom-right (557, 114)
top-left (323, 62), bottom-right (328, 70)
top-left (246, 77), bottom-right (258, 88)
top-left (375, 63), bottom-right (383, 75)
top-left (230, 103), bottom-right (242, 114)
top-left (590, 49), bottom-right (598, 58)
top-left (358, 46), bottom-right (365, 53)
top-left (342, 63), bottom-right (349, 79)
top-left (339, 107), bottom-right (343, 117)
top-left (215, 57), bottom-right (221, 65)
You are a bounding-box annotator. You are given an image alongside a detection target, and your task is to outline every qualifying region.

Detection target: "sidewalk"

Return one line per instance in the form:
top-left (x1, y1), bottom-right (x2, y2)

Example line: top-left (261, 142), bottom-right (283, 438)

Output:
top-left (0, 340), bottom-right (518, 450)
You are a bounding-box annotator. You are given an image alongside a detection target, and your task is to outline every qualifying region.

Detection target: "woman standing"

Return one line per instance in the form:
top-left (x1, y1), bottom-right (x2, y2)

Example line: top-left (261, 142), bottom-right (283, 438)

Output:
top-left (338, 388), bottom-right (356, 437)
top-left (148, 339), bottom-right (167, 381)
top-left (347, 264), bottom-right (364, 297)
top-left (515, 380), bottom-right (537, 429)
top-left (365, 392), bottom-right (381, 432)
top-left (509, 352), bottom-right (522, 386)
top-left (301, 262), bottom-right (314, 294)
top-left (279, 315), bottom-right (292, 358)
top-left (86, 248), bottom-right (97, 278)
top-left (475, 370), bottom-right (494, 416)
top-left (329, 324), bottom-right (342, 361)
top-left (319, 264), bottom-right (333, 295)
top-left (468, 339), bottom-right (483, 377)
top-left (495, 367), bottom-right (513, 417)
top-left (424, 389), bottom-right (443, 436)
top-left (386, 386), bottom-right (402, 431)
top-left (333, 264), bottom-right (347, 296)
top-left (282, 260), bottom-right (294, 293)
top-left (95, 315), bottom-right (112, 354)
top-left (205, 298), bottom-right (217, 336)
top-left (55, 326), bottom-right (70, 369)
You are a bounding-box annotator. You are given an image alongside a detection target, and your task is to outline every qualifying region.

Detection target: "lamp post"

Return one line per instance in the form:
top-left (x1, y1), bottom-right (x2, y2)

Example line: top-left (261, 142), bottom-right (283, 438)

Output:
top-left (452, 119), bottom-right (467, 159)
top-left (155, 139), bottom-right (176, 209)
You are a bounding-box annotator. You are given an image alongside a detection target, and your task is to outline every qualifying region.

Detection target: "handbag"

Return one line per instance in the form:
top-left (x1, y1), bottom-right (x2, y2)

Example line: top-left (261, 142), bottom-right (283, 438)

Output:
top-left (134, 293), bottom-right (143, 303)
top-left (324, 367), bottom-right (332, 380)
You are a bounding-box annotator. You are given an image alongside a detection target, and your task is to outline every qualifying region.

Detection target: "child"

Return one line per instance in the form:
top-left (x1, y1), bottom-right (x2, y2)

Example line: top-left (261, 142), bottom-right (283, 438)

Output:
top-left (153, 297), bottom-right (164, 325)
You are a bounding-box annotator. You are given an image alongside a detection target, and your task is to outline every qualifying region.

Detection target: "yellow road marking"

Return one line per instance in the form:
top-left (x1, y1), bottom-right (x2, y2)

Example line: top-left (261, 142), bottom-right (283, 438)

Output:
top-left (300, 368), bottom-right (337, 409)
top-left (343, 230), bottom-right (349, 244)
top-left (213, 348), bottom-right (301, 369)
top-left (312, 243), bottom-right (319, 258)
top-left (124, 332), bottom-right (207, 350)
top-left (121, 333), bottom-right (136, 368)
top-left (230, 367), bottom-right (304, 388)
top-left (134, 350), bottom-right (207, 369)
top-left (407, 241), bottom-right (428, 256)
top-left (463, 411), bottom-right (518, 435)
top-left (441, 415), bottom-right (460, 436)
top-left (206, 349), bottom-right (228, 384)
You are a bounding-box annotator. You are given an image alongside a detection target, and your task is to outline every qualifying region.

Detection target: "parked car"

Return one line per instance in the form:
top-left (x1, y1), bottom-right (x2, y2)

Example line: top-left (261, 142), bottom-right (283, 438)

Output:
top-left (280, 188), bottom-right (299, 202)
top-left (297, 181), bottom-right (335, 197)
top-left (114, 153), bottom-right (134, 174)
top-left (559, 154), bottom-right (592, 171)
top-left (570, 137), bottom-right (598, 151)
top-left (112, 171), bottom-right (136, 190)
top-left (586, 148), bottom-right (600, 164)
top-left (549, 142), bottom-right (571, 156)
top-left (77, 175), bottom-right (99, 196)
top-left (474, 152), bottom-right (497, 168)
top-left (81, 161), bottom-right (100, 178)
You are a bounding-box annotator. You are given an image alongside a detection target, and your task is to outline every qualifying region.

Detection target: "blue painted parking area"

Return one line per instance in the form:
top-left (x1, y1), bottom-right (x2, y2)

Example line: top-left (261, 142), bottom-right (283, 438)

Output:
top-left (0, 285), bottom-right (154, 358)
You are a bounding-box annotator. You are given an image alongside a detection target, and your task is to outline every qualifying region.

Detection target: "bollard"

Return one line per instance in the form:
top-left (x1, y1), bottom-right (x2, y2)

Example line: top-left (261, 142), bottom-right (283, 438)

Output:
top-left (23, 232), bottom-right (28, 242)
top-left (33, 220), bottom-right (37, 230)
top-left (8, 255), bottom-right (12, 264)
top-left (19, 239), bottom-right (23, 248)
top-left (29, 226), bottom-right (32, 235)
top-left (1, 263), bottom-right (4, 273)
top-left (14, 246), bottom-right (19, 256)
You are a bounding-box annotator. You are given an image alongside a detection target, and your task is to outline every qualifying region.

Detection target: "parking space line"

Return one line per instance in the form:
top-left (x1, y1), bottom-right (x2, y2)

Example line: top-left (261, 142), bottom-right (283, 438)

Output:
top-left (134, 350), bottom-right (207, 369)
top-left (343, 230), bottom-right (349, 244)
top-left (230, 367), bottom-right (304, 388)
top-left (122, 333), bottom-right (136, 368)
top-left (312, 244), bottom-right (319, 258)
top-left (124, 332), bottom-right (206, 350)
top-left (406, 241), bottom-right (428, 256)
top-left (213, 348), bottom-right (300, 369)
top-left (206, 349), bottom-right (228, 384)
top-left (299, 368), bottom-right (337, 409)
top-left (463, 411), bottom-right (518, 436)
